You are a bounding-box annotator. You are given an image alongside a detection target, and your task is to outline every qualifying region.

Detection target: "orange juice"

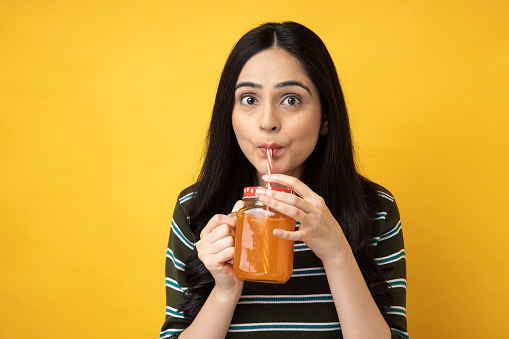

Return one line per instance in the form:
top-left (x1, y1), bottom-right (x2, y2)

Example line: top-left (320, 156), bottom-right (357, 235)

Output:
top-left (233, 187), bottom-right (295, 283)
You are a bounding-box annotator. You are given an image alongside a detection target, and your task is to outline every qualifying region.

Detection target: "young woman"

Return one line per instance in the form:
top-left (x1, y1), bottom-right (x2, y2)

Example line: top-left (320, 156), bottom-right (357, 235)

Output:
top-left (160, 22), bottom-right (408, 339)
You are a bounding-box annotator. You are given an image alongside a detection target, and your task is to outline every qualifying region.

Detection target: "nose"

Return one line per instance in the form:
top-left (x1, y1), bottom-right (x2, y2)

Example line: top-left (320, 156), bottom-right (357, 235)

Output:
top-left (259, 103), bottom-right (280, 132)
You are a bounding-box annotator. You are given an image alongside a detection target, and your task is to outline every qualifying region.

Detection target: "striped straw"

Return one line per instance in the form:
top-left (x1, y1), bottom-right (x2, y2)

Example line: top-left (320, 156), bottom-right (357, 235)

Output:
top-left (265, 148), bottom-right (273, 189)
top-left (265, 149), bottom-right (273, 215)
top-left (263, 148), bottom-right (273, 275)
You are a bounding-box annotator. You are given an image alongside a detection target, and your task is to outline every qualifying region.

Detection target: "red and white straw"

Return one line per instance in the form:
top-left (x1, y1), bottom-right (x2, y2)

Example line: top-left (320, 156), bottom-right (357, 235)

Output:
top-left (263, 148), bottom-right (273, 274)
top-left (264, 149), bottom-right (273, 215)
top-left (265, 148), bottom-right (273, 190)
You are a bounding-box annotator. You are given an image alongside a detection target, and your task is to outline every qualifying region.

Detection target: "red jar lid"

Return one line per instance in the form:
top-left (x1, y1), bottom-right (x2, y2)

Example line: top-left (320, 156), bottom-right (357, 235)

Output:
top-left (243, 186), bottom-right (293, 198)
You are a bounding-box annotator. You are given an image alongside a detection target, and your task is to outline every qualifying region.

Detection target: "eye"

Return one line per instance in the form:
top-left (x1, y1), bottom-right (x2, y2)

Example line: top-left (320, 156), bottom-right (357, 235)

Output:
top-left (240, 95), bottom-right (258, 106)
top-left (282, 96), bottom-right (301, 106)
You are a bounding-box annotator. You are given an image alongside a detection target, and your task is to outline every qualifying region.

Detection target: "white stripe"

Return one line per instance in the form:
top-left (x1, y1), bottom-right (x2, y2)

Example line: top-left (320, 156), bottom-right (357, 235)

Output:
top-left (166, 248), bottom-right (185, 271)
top-left (370, 219), bottom-right (401, 247)
top-left (374, 212), bottom-right (387, 220)
top-left (294, 243), bottom-right (310, 252)
top-left (171, 219), bottom-right (195, 250)
top-left (160, 329), bottom-right (184, 339)
top-left (387, 278), bottom-right (407, 289)
top-left (379, 220), bottom-right (402, 241)
top-left (378, 191), bottom-right (395, 202)
top-left (291, 267), bottom-right (326, 277)
top-left (228, 322), bottom-right (340, 332)
top-left (375, 249), bottom-right (406, 265)
top-left (238, 294), bottom-right (333, 304)
top-left (165, 305), bottom-right (184, 318)
top-left (387, 306), bottom-right (407, 317)
top-left (391, 328), bottom-right (409, 339)
top-left (179, 192), bottom-right (196, 204)
top-left (165, 277), bottom-right (188, 293)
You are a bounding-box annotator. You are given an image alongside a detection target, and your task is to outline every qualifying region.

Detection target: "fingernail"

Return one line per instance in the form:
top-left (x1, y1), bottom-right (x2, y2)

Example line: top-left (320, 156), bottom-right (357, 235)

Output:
top-left (255, 188), bottom-right (266, 195)
top-left (258, 195), bottom-right (269, 202)
top-left (262, 175), bottom-right (270, 179)
top-left (273, 229), bottom-right (282, 237)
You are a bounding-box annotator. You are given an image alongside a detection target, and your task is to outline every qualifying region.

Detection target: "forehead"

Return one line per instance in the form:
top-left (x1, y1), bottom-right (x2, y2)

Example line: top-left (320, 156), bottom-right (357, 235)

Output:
top-left (237, 48), bottom-right (312, 85)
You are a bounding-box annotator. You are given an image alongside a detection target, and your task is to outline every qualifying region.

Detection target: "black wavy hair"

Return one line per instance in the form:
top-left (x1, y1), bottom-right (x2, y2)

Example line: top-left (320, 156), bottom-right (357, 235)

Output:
top-left (179, 21), bottom-right (393, 320)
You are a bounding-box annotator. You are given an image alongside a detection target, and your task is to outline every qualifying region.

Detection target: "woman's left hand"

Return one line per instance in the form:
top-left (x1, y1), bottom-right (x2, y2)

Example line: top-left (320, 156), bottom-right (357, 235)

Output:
top-left (257, 173), bottom-right (350, 263)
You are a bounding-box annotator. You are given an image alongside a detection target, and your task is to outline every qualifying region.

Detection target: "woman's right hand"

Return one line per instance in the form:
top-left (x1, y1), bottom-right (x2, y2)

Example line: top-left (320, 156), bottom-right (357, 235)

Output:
top-left (196, 200), bottom-right (244, 295)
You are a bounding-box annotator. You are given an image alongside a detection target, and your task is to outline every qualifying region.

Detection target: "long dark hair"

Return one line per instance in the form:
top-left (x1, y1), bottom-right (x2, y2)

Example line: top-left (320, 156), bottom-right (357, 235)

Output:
top-left (180, 21), bottom-right (393, 320)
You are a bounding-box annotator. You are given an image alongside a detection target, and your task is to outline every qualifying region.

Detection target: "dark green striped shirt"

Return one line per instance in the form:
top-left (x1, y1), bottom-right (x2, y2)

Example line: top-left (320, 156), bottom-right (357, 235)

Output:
top-left (160, 184), bottom-right (408, 339)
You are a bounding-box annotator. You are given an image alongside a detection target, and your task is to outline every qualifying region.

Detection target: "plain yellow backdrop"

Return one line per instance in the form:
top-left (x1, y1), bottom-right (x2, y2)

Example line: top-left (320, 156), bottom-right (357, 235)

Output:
top-left (1, 0), bottom-right (508, 338)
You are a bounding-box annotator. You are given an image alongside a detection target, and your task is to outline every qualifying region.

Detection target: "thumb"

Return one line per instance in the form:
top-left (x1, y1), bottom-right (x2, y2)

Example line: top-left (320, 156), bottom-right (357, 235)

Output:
top-left (231, 200), bottom-right (244, 213)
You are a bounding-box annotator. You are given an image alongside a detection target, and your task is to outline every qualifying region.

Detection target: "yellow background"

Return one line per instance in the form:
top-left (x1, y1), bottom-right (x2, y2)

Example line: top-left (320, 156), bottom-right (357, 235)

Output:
top-left (1, 1), bottom-right (508, 338)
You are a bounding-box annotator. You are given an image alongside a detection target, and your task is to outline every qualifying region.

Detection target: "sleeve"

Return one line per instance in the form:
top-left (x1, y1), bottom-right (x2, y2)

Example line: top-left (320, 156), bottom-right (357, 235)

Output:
top-left (371, 190), bottom-right (408, 339)
top-left (159, 192), bottom-right (196, 339)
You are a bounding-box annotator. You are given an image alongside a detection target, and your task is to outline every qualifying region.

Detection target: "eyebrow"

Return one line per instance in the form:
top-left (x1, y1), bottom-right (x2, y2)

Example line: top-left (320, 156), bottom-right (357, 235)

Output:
top-left (275, 80), bottom-right (311, 95)
top-left (235, 80), bottom-right (312, 95)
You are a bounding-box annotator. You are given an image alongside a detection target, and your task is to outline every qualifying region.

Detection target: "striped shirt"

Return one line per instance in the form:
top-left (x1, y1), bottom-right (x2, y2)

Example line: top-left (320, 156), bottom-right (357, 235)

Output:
top-left (160, 184), bottom-right (408, 339)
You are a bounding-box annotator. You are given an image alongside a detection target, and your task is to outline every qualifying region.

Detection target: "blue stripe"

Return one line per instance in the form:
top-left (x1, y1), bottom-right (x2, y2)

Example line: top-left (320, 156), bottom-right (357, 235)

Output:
top-left (294, 242), bottom-right (310, 252)
top-left (229, 322), bottom-right (341, 332)
top-left (380, 221), bottom-right (402, 241)
top-left (391, 328), bottom-right (409, 339)
top-left (179, 192), bottom-right (196, 204)
top-left (165, 277), bottom-right (188, 293)
top-left (166, 248), bottom-right (185, 271)
top-left (171, 219), bottom-right (195, 249)
top-left (291, 267), bottom-right (326, 277)
top-left (370, 220), bottom-right (402, 246)
top-left (387, 306), bottom-right (407, 317)
top-left (238, 294), bottom-right (333, 304)
top-left (375, 249), bottom-right (406, 265)
top-left (159, 329), bottom-right (184, 338)
top-left (387, 279), bottom-right (407, 289)
top-left (378, 191), bottom-right (395, 202)
top-left (374, 212), bottom-right (387, 220)
top-left (165, 306), bottom-right (184, 318)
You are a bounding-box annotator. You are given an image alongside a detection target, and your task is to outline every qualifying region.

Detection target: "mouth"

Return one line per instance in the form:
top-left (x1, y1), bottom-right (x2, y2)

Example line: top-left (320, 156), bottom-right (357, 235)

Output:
top-left (259, 143), bottom-right (284, 157)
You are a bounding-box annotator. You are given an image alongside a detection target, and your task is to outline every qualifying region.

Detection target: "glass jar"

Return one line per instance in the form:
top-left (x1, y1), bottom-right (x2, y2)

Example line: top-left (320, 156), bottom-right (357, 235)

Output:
top-left (233, 186), bottom-right (295, 284)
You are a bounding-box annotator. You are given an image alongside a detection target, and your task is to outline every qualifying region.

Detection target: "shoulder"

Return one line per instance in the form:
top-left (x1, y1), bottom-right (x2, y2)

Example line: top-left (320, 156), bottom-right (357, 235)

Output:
top-left (368, 181), bottom-right (402, 239)
top-left (177, 183), bottom-right (198, 203)
top-left (174, 183), bottom-right (198, 212)
top-left (170, 184), bottom-right (199, 249)
top-left (370, 182), bottom-right (396, 205)
top-left (368, 182), bottom-right (398, 215)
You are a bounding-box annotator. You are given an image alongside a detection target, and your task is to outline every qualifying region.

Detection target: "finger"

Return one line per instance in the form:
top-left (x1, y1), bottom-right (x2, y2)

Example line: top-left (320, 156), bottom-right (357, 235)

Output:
top-left (208, 235), bottom-right (235, 255)
top-left (256, 187), bottom-right (312, 214)
top-left (205, 247), bottom-right (236, 269)
top-left (201, 214), bottom-right (235, 238)
top-left (197, 232), bottom-right (234, 264)
top-left (262, 174), bottom-right (315, 199)
top-left (203, 223), bottom-right (234, 244)
top-left (257, 194), bottom-right (308, 222)
top-left (273, 229), bottom-right (303, 242)
top-left (216, 247), bottom-right (236, 267)
top-left (231, 200), bottom-right (245, 213)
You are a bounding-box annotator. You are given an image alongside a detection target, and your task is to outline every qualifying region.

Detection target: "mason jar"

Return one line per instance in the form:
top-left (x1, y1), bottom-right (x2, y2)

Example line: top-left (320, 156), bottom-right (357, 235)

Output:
top-left (233, 186), bottom-right (295, 284)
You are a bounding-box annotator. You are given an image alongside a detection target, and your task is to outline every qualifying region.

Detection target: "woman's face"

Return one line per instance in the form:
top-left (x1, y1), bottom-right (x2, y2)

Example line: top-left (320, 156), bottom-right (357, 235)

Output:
top-left (232, 48), bottom-right (328, 185)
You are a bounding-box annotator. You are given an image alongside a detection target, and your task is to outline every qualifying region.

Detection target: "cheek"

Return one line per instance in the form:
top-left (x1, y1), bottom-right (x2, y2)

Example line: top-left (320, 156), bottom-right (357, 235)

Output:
top-left (232, 114), bottom-right (247, 142)
top-left (293, 118), bottom-right (321, 146)
top-left (232, 113), bottom-right (255, 159)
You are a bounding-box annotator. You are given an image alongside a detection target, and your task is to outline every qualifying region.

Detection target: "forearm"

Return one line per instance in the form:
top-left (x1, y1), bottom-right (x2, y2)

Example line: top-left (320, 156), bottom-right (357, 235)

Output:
top-left (179, 285), bottom-right (240, 339)
top-left (323, 243), bottom-right (391, 339)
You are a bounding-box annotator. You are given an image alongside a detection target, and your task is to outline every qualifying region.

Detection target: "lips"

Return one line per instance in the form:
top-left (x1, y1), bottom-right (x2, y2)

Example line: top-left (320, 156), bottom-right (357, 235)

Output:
top-left (259, 143), bottom-right (284, 157)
